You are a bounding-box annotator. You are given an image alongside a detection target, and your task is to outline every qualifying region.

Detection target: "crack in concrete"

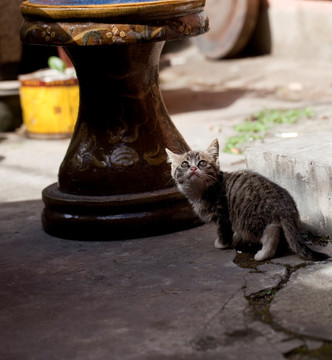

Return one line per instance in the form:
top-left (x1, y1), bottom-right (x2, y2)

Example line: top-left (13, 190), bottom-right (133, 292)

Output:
top-left (240, 259), bottom-right (332, 357)
top-left (190, 285), bottom-right (246, 350)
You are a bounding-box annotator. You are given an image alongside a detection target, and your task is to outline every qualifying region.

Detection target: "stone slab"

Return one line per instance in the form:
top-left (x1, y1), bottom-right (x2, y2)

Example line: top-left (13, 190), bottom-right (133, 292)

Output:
top-left (245, 132), bottom-right (332, 236)
top-left (0, 200), bottom-right (319, 360)
top-left (270, 257), bottom-right (332, 341)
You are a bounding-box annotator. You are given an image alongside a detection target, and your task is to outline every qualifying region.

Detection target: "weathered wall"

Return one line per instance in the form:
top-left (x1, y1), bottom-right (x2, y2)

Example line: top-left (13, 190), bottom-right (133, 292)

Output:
top-left (270, 0), bottom-right (332, 60)
top-left (245, 132), bottom-right (332, 236)
top-left (249, 0), bottom-right (332, 60)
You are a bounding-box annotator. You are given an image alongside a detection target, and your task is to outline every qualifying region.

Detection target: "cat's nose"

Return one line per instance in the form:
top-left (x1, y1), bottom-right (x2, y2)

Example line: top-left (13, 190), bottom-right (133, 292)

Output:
top-left (190, 166), bottom-right (197, 172)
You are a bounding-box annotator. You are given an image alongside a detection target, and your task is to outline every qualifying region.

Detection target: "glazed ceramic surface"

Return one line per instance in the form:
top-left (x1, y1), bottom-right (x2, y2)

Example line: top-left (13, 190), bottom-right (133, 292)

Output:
top-left (30, 0), bottom-right (165, 4)
top-left (21, 0), bottom-right (207, 239)
top-left (21, 0), bottom-right (206, 23)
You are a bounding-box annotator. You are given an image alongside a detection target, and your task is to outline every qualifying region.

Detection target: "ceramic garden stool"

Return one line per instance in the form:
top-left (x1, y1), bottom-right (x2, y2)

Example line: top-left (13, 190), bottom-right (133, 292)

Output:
top-left (20, 0), bottom-right (208, 240)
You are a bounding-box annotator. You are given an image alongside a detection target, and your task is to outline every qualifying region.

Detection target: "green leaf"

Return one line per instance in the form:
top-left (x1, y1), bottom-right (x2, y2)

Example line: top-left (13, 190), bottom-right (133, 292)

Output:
top-left (223, 107), bottom-right (315, 154)
top-left (48, 56), bottom-right (66, 72)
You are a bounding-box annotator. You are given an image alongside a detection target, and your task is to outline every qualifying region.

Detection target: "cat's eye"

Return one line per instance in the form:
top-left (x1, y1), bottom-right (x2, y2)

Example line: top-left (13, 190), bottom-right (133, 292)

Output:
top-left (198, 160), bottom-right (207, 168)
top-left (181, 161), bottom-right (189, 168)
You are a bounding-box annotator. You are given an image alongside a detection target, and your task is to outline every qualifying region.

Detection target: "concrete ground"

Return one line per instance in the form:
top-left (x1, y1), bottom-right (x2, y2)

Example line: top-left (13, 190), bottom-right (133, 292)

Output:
top-left (1, 45), bottom-right (332, 359)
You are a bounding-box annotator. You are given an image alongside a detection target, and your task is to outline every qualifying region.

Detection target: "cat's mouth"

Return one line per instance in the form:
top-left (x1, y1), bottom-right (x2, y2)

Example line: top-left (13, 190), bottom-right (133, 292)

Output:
top-left (188, 172), bottom-right (200, 180)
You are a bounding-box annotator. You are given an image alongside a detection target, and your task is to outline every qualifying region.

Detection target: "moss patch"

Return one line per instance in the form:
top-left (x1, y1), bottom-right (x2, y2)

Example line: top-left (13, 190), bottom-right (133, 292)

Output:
top-left (233, 251), bottom-right (258, 269)
top-left (301, 231), bottom-right (330, 247)
top-left (224, 107), bottom-right (314, 154)
top-left (245, 263), bottom-right (307, 326)
top-left (286, 343), bottom-right (332, 359)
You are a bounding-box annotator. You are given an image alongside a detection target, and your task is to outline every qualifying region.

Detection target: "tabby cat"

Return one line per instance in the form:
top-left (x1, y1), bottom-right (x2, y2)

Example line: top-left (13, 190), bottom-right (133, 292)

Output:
top-left (166, 139), bottom-right (329, 261)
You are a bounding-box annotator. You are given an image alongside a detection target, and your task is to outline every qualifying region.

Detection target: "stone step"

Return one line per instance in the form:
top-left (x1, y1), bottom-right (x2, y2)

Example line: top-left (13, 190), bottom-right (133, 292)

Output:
top-left (245, 132), bottom-right (332, 236)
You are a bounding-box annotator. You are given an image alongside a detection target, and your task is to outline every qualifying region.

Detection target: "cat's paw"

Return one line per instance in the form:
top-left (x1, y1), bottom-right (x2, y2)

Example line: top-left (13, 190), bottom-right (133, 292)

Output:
top-left (214, 238), bottom-right (230, 249)
top-left (254, 250), bottom-right (270, 261)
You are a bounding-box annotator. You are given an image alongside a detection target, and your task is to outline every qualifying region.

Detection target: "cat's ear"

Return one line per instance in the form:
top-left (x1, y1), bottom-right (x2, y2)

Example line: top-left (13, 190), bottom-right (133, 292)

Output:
top-left (165, 148), bottom-right (181, 164)
top-left (206, 139), bottom-right (219, 162)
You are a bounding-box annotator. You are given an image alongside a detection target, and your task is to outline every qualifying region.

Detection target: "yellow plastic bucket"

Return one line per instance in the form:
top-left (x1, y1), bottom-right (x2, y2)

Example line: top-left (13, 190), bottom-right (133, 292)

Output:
top-left (19, 69), bottom-right (79, 138)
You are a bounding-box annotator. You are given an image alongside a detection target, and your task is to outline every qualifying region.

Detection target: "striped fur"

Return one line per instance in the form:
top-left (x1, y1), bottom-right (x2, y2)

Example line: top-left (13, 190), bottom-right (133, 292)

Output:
top-left (166, 139), bottom-right (329, 261)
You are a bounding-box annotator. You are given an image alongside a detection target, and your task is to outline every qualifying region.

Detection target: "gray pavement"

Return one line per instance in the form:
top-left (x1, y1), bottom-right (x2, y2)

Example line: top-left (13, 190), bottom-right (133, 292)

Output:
top-left (1, 47), bottom-right (332, 359)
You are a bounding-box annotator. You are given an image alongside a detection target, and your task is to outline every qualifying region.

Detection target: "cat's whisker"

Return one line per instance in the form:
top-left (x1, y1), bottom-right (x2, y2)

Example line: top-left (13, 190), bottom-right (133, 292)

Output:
top-left (164, 177), bottom-right (175, 188)
top-left (201, 173), bottom-right (217, 185)
top-left (166, 143), bottom-right (191, 155)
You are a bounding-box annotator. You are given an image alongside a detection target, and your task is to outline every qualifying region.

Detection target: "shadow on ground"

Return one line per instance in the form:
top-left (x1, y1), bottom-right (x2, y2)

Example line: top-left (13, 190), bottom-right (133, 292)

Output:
top-left (162, 88), bottom-right (247, 115)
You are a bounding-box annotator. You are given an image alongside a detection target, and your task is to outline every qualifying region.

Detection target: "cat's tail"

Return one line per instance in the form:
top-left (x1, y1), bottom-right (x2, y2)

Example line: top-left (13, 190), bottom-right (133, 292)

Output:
top-left (281, 218), bottom-right (330, 261)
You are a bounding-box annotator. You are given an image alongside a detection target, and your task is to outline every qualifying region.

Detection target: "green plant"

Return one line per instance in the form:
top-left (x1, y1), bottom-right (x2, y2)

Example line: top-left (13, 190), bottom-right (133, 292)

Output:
top-left (224, 107), bottom-right (315, 154)
top-left (48, 56), bottom-right (66, 72)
